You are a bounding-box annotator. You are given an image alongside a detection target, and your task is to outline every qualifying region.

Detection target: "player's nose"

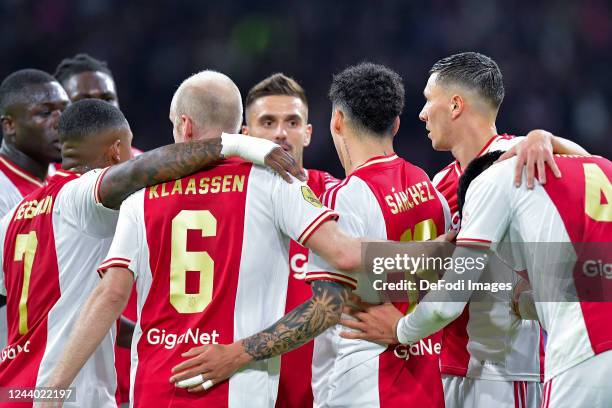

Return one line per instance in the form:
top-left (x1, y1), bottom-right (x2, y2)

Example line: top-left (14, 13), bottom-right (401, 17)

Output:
top-left (274, 125), bottom-right (288, 140)
top-left (418, 107), bottom-right (427, 123)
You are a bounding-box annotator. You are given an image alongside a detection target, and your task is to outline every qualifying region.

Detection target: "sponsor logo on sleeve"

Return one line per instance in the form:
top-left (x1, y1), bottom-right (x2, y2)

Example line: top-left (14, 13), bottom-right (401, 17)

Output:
top-left (301, 186), bottom-right (323, 208)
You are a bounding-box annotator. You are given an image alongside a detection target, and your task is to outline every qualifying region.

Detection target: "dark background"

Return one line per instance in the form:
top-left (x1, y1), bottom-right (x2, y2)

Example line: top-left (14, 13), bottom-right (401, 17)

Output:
top-left (2, 0), bottom-right (610, 177)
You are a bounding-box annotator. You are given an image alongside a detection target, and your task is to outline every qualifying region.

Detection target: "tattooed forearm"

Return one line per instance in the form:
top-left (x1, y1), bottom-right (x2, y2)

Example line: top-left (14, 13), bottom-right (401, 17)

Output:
top-left (98, 138), bottom-right (223, 208)
top-left (241, 280), bottom-right (349, 361)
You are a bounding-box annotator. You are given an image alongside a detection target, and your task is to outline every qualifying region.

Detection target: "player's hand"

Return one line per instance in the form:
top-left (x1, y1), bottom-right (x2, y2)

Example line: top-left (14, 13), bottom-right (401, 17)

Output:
top-left (169, 342), bottom-right (252, 393)
top-left (339, 294), bottom-right (402, 345)
top-left (434, 229), bottom-right (457, 243)
top-left (496, 129), bottom-right (561, 189)
top-left (264, 147), bottom-right (307, 183)
top-left (511, 276), bottom-right (538, 320)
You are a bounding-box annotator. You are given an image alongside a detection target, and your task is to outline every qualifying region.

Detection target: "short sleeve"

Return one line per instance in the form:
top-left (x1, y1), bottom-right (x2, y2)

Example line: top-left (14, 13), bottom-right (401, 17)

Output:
top-left (97, 191), bottom-right (143, 278)
top-left (271, 174), bottom-right (338, 246)
top-left (305, 251), bottom-right (357, 290)
top-left (58, 168), bottom-right (118, 238)
top-left (456, 161), bottom-right (514, 249)
top-left (305, 177), bottom-right (380, 289)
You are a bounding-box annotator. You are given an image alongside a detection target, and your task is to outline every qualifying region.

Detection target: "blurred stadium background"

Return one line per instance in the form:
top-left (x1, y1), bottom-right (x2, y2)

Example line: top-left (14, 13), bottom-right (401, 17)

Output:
top-left (1, 0), bottom-right (610, 177)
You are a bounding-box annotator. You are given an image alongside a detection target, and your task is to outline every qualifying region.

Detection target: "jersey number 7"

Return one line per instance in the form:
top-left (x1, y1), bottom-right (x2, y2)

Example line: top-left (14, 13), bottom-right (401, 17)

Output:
top-left (13, 231), bottom-right (37, 335)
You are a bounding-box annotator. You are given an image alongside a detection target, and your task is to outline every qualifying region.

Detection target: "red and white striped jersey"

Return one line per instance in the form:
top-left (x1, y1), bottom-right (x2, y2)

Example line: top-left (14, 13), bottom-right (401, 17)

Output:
top-left (433, 134), bottom-right (545, 381)
top-left (457, 155), bottom-right (612, 382)
top-left (277, 168), bottom-right (339, 408)
top-left (97, 159), bottom-right (338, 408)
top-left (305, 154), bottom-right (450, 408)
top-left (0, 169), bottom-right (118, 408)
top-left (0, 156), bottom-right (46, 358)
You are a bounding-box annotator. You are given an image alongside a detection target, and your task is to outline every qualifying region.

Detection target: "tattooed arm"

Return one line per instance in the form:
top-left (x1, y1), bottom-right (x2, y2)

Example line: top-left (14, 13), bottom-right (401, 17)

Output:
top-left (169, 280), bottom-right (350, 390)
top-left (98, 138), bottom-right (222, 209)
top-left (99, 136), bottom-right (305, 209)
top-left (242, 280), bottom-right (349, 360)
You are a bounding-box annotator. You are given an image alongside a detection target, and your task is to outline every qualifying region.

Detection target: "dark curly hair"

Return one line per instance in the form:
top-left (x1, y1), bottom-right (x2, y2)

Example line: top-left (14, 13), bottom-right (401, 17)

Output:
top-left (329, 62), bottom-right (404, 135)
top-left (54, 53), bottom-right (113, 84)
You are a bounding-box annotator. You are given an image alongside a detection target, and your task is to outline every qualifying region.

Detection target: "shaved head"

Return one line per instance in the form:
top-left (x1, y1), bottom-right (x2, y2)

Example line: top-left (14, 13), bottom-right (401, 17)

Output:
top-left (170, 70), bottom-right (242, 138)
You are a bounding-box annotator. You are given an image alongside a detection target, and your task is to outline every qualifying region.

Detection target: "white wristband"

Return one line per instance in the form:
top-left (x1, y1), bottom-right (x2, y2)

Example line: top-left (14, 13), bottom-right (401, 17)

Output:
top-left (396, 316), bottom-right (412, 345)
top-left (220, 133), bottom-right (278, 166)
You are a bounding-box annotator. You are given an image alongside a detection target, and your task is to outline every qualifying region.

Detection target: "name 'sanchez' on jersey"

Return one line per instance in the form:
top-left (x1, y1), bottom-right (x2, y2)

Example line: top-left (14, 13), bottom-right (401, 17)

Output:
top-left (384, 181), bottom-right (436, 215)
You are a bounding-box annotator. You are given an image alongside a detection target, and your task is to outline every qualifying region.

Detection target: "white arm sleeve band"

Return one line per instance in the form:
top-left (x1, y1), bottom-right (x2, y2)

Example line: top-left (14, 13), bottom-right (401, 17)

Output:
top-left (220, 133), bottom-right (278, 166)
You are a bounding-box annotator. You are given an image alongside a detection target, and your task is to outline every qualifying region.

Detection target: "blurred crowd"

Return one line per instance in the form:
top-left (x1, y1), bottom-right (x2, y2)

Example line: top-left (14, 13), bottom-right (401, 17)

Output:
top-left (1, 0), bottom-right (610, 176)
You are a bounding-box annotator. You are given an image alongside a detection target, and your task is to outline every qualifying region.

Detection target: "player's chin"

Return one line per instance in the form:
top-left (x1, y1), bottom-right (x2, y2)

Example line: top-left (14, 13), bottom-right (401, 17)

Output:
top-left (430, 137), bottom-right (449, 152)
top-left (430, 138), bottom-right (443, 151)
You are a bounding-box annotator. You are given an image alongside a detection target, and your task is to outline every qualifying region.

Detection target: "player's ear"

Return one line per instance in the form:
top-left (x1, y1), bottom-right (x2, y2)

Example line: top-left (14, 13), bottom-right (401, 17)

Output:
top-left (0, 115), bottom-right (16, 140)
top-left (107, 139), bottom-right (122, 165)
top-left (330, 109), bottom-right (344, 137)
top-left (303, 124), bottom-right (312, 147)
top-left (390, 117), bottom-right (400, 137)
top-left (241, 125), bottom-right (249, 136)
top-left (450, 95), bottom-right (464, 120)
top-left (181, 115), bottom-right (194, 141)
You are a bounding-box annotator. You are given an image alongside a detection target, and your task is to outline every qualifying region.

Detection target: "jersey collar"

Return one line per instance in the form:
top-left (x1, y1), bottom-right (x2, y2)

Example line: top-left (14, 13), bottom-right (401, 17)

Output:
top-left (453, 134), bottom-right (507, 175)
top-left (53, 169), bottom-right (80, 177)
top-left (352, 153), bottom-right (399, 173)
top-left (0, 155), bottom-right (44, 187)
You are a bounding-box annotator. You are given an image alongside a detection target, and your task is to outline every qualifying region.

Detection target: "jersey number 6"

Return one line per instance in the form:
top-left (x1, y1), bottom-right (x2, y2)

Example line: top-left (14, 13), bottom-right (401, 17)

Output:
top-left (170, 210), bottom-right (216, 314)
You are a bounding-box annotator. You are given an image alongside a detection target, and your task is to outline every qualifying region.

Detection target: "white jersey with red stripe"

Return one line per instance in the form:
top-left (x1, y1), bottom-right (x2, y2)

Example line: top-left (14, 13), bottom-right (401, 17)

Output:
top-left (97, 159), bottom-right (337, 408)
top-left (0, 169), bottom-right (118, 408)
top-left (0, 156), bottom-right (46, 356)
top-left (433, 134), bottom-right (544, 382)
top-left (277, 168), bottom-right (339, 408)
top-left (457, 155), bottom-right (612, 382)
top-left (305, 154), bottom-right (450, 407)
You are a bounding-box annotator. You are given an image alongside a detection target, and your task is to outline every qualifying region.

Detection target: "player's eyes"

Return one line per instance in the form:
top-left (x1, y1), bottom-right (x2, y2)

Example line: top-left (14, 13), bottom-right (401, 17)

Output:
top-left (288, 121), bottom-right (298, 127)
top-left (263, 121), bottom-right (273, 127)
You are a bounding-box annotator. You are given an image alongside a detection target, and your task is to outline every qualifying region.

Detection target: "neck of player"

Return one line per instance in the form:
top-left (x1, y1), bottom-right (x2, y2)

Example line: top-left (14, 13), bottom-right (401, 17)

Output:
top-left (0, 140), bottom-right (49, 181)
top-left (343, 134), bottom-right (395, 176)
top-left (451, 120), bottom-right (498, 171)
